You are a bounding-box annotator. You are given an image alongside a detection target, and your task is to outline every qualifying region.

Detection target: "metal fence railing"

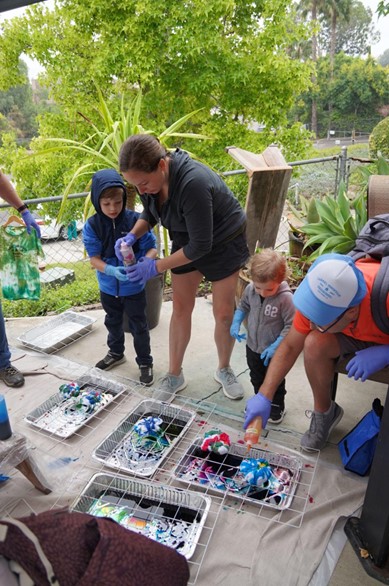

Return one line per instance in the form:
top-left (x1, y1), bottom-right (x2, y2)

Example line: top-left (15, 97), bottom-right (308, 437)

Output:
top-left (0, 148), bottom-right (375, 313)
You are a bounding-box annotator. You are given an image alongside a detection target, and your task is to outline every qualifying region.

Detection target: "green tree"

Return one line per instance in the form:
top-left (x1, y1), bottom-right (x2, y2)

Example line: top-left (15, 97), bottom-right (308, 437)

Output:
top-left (0, 0), bottom-right (313, 158)
top-left (369, 117), bottom-right (389, 158)
top-left (0, 59), bottom-right (38, 139)
top-left (297, 0), bottom-right (330, 136)
top-left (325, 0), bottom-right (352, 73)
top-left (378, 49), bottom-right (389, 67)
top-left (377, 1), bottom-right (389, 17)
top-left (289, 53), bottom-right (389, 136)
top-left (319, 1), bottom-right (379, 57)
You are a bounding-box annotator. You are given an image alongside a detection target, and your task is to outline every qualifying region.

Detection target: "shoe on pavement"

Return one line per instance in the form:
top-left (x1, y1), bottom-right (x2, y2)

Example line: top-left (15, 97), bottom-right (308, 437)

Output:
top-left (301, 401), bottom-right (344, 451)
top-left (268, 402), bottom-right (286, 424)
top-left (152, 370), bottom-right (187, 403)
top-left (95, 353), bottom-right (125, 371)
top-left (139, 364), bottom-right (154, 386)
top-left (0, 365), bottom-right (24, 387)
top-left (214, 367), bottom-right (244, 400)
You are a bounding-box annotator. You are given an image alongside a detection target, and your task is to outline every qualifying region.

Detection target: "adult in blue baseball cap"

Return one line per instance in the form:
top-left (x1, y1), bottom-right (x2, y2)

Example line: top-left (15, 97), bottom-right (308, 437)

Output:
top-left (244, 252), bottom-right (389, 451)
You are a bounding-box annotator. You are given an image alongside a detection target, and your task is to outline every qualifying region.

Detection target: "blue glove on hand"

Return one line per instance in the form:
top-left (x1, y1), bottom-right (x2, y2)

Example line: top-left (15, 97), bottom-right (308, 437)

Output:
top-left (230, 309), bottom-right (247, 342)
top-left (104, 264), bottom-right (128, 282)
top-left (126, 257), bottom-right (159, 287)
top-left (346, 345), bottom-right (389, 382)
top-left (244, 392), bottom-right (272, 429)
top-left (21, 209), bottom-right (41, 238)
top-left (114, 233), bottom-right (137, 262)
top-left (260, 335), bottom-right (283, 367)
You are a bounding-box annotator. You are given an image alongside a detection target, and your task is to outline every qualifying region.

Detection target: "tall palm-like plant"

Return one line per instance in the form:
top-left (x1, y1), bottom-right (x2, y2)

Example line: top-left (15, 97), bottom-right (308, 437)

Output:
top-left (29, 87), bottom-right (208, 226)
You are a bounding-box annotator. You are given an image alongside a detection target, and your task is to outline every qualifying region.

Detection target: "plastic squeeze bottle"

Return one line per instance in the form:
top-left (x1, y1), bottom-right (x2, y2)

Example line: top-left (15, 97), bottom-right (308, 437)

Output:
top-left (0, 394), bottom-right (12, 440)
top-left (120, 241), bottom-right (136, 266)
top-left (244, 416), bottom-right (262, 451)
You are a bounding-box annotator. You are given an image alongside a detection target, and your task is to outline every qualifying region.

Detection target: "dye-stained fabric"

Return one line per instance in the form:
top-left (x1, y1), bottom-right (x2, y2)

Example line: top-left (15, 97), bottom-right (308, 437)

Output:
top-left (0, 225), bottom-right (44, 300)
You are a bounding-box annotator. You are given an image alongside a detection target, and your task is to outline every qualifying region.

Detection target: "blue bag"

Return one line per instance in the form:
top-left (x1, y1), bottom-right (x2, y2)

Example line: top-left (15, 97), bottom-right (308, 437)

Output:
top-left (338, 398), bottom-right (383, 476)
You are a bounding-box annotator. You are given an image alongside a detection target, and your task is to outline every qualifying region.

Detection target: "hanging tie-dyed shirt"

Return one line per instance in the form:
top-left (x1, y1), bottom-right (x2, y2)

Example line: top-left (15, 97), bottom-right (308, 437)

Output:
top-left (0, 225), bottom-right (44, 300)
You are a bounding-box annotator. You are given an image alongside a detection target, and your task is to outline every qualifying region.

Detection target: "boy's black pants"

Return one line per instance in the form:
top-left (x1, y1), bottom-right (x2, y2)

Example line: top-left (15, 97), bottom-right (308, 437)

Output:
top-left (100, 290), bottom-right (152, 366)
top-left (246, 345), bottom-right (286, 406)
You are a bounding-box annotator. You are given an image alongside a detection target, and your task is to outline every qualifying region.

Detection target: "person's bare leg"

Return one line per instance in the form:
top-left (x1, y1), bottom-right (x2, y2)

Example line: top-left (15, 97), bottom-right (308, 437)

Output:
top-left (168, 270), bottom-right (203, 375)
top-left (304, 331), bottom-right (341, 412)
top-left (211, 270), bottom-right (240, 369)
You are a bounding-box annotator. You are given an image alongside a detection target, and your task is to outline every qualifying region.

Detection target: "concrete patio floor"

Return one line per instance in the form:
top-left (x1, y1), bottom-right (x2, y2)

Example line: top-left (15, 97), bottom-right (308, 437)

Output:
top-left (4, 296), bottom-right (386, 585)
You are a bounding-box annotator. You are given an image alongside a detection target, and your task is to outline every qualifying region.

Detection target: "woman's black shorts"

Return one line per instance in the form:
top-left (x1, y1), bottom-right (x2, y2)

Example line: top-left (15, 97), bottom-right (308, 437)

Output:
top-left (171, 231), bottom-right (250, 282)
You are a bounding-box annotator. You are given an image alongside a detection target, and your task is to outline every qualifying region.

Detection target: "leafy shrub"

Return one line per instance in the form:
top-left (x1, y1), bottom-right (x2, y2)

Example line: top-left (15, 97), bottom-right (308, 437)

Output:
top-left (369, 117), bottom-right (389, 159)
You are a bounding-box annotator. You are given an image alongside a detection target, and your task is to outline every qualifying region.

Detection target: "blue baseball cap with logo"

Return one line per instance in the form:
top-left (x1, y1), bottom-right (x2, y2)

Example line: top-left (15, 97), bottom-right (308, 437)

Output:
top-left (293, 253), bottom-right (367, 326)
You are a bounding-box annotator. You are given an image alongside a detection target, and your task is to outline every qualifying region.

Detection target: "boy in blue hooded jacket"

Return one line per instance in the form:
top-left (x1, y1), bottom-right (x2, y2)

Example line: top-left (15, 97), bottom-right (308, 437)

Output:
top-left (83, 169), bottom-right (157, 384)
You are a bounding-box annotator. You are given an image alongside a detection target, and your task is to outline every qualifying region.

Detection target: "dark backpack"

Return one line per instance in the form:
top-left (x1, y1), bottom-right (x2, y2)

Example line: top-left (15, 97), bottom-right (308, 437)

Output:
top-left (348, 213), bottom-right (389, 334)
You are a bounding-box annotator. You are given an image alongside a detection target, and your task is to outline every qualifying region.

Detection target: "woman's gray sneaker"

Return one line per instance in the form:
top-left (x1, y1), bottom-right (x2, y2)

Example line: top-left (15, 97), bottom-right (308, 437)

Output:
top-left (214, 367), bottom-right (244, 400)
top-left (152, 370), bottom-right (187, 403)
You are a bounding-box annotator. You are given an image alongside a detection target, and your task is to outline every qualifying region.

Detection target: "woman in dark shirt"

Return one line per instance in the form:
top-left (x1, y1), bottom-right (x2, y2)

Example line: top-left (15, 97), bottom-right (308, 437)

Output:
top-left (116, 134), bottom-right (249, 402)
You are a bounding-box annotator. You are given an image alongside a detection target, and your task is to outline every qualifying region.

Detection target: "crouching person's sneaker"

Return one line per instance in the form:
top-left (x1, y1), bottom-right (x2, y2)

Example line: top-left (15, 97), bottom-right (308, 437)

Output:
top-left (0, 365), bottom-right (24, 388)
top-left (95, 353), bottom-right (125, 371)
top-left (139, 364), bottom-right (154, 386)
top-left (301, 401), bottom-right (344, 451)
top-left (214, 367), bottom-right (244, 400)
top-left (152, 370), bottom-right (187, 403)
top-left (268, 402), bottom-right (286, 424)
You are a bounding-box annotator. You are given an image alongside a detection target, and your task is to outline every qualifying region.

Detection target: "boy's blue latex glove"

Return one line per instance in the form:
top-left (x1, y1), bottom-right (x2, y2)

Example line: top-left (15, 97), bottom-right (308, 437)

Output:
top-left (230, 309), bottom-right (247, 342)
top-left (21, 209), bottom-right (41, 238)
top-left (346, 345), bottom-right (389, 382)
top-left (244, 392), bottom-right (272, 429)
top-left (260, 335), bottom-right (283, 367)
top-left (114, 233), bottom-right (137, 262)
top-left (126, 257), bottom-right (159, 286)
top-left (104, 264), bottom-right (128, 282)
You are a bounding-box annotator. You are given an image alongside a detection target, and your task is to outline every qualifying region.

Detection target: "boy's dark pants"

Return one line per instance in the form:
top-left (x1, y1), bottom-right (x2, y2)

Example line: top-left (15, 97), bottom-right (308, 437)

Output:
top-left (246, 345), bottom-right (286, 406)
top-left (100, 291), bottom-right (152, 366)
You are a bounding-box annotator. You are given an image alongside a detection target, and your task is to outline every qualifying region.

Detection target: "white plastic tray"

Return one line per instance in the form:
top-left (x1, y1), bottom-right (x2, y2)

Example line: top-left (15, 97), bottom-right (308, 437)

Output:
top-left (18, 310), bottom-right (96, 353)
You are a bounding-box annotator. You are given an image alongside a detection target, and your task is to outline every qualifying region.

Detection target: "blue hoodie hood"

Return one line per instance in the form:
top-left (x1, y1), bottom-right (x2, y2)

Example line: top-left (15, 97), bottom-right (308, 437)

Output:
top-left (90, 169), bottom-right (127, 218)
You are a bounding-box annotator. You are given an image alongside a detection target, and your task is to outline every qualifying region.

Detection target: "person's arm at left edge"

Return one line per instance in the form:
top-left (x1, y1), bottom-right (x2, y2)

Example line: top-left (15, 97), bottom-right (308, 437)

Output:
top-left (0, 170), bottom-right (41, 238)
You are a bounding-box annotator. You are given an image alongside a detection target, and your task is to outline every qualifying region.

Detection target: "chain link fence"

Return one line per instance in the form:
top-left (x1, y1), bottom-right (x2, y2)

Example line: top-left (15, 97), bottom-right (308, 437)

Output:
top-left (0, 148), bottom-right (375, 315)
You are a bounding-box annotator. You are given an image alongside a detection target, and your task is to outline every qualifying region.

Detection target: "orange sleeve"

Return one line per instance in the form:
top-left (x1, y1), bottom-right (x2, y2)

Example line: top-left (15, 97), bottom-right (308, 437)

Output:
top-left (293, 309), bottom-right (311, 335)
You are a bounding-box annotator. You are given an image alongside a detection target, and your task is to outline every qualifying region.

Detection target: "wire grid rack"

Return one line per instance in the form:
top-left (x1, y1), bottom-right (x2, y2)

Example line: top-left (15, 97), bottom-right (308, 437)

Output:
top-left (2, 371), bottom-right (319, 585)
top-left (17, 310), bottom-right (97, 354)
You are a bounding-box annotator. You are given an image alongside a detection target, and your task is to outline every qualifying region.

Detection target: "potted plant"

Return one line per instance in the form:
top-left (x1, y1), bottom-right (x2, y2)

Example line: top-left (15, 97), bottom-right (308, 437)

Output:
top-left (287, 194), bottom-right (319, 257)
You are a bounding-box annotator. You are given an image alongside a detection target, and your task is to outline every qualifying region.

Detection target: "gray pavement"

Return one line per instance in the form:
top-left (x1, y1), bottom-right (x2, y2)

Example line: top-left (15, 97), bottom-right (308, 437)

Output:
top-left (5, 297), bottom-right (385, 585)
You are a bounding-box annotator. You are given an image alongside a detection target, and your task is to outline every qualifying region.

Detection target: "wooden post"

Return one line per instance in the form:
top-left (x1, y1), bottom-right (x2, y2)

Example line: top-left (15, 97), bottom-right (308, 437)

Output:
top-left (226, 145), bottom-right (292, 255)
top-left (368, 175), bottom-right (389, 218)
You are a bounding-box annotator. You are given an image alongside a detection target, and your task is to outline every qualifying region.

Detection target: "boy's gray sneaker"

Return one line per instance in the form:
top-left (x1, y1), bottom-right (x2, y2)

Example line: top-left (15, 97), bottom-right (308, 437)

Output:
top-left (0, 365), bottom-right (24, 388)
top-left (152, 370), bottom-right (187, 403)
top-left (214, 367), bottom-right (244, 400)
top-left (95, 353), bottom-right (125, 371)
top-left (301, 401), bottom-right (344, 451)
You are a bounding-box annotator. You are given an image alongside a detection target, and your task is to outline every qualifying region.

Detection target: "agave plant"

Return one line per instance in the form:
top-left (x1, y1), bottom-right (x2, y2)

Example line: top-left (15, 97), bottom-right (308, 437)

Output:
top-left (356, 153), bottom-right (389, 194)
top-left (288, 194), bottom-right (320, 233)
top-left (300, 182), bottom-right (367, 260)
